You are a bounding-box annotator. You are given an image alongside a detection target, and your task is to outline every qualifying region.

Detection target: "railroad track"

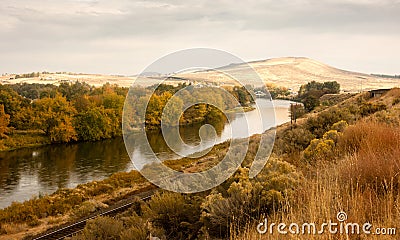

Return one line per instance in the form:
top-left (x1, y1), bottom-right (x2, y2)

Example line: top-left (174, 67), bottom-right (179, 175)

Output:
top-left (28, 190), bottom-right (155, 240)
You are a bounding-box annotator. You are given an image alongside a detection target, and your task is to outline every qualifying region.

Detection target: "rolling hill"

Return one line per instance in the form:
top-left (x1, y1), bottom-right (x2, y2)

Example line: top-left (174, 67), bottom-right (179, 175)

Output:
top-left (176, 57), bottom-right (399, 92)
top-left (1, 57), bottom-right (398, 92)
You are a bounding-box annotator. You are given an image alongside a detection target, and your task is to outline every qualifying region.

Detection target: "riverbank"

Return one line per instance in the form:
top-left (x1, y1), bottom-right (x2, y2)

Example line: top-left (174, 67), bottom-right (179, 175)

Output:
top-left (0, 130), bottom-right (50, 152)
top-left (225, 105), bottom-right (255, 113)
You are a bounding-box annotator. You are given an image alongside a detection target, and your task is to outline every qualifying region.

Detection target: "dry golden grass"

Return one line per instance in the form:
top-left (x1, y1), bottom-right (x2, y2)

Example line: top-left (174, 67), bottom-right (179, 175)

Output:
top-left (234, 121), bottom-right (400, 240)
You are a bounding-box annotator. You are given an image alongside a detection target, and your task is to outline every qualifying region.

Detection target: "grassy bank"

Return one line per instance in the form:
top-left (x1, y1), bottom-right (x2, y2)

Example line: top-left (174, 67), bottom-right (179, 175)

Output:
top-left (0, 130), bottom-right (50, 152)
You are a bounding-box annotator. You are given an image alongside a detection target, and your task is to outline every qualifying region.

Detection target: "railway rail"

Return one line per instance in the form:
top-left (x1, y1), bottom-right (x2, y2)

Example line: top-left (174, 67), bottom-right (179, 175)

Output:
top-left (27, 189), bottom-right (156, 240)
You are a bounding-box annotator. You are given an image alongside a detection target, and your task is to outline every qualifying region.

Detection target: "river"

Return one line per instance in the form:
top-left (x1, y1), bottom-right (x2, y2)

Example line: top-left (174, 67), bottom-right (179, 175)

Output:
top-left (0, 99), bottom-right (294, 209)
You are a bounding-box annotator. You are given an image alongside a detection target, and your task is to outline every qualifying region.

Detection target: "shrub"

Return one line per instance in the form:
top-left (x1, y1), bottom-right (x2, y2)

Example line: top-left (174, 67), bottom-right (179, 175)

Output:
top-left (305, 107), bottom-right (353, 138)
top-left (275, 126), bottom-right (315, 155)
top-left (120, 227), bottom-right (148, 240)
top-left (322, 130), bottom-right (341, 143)
top-left (330, 120), bottom-right (348, 132)
top-left (0, 224), bottom-right (6, 235)
top-left (145, 192), bottom-right (201, 240)
top-left (26, 214), bottom-right (41, 227)
top-left (85, 183), bottom-right (114, 196)
top-left (255, 158), bottom-right (303, 209)
top-left (303, 138), bottom-right (335, 163)
top-left (71, 200), bottom-right (107, 220)
top-left (118, 211), bottom-right (149, 239)
top-left (201, 159), bottom-right (302, 238)
top-left (360, 102), bottom-right (387, 117)
top-left (79, 216), bottom-right (124, 240)
top-left (370, 109), bottom-right (400, 127)
top-left (392, 97), bottom-right (400, 105)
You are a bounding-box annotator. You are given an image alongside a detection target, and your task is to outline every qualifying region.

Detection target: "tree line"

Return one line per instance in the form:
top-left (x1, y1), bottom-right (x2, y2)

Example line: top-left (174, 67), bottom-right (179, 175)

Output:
top-left (124, 83), bottom-right (254, 130)
top-left (0, 82), bottom-right (254, 144)
top-left (0, 82), bottom-right (126, 143)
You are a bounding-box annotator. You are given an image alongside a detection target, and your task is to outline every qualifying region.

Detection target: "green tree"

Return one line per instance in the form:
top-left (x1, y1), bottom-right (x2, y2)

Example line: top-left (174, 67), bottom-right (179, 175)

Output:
top-left (74, 107), bottom-right (116, 141)
top-left (298, 81), bottom-right (341, 112)
top-left (58, 81), bottom-right (91, 101)
top-left (301, 91), bottom-right (320, 112)
top-left (33, 95), bottom-right (77, 143)
top-left (103, 93), bottom-right (125, 111)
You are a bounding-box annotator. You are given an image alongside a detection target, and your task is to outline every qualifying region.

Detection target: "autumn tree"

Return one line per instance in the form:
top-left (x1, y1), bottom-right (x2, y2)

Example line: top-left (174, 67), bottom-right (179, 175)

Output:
top-left (33, 95), bottom-right (77, 143)
top-left (0, 105), bottom-right (10, 138)
top-left (0, 85), bottom-right (30, 127)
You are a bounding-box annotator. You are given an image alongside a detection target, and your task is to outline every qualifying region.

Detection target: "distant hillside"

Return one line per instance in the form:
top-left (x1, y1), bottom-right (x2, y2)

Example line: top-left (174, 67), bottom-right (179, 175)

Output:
top-left (177, 57), bottom-right (399, 92)
top-left (1, 57), bottom-right (398, 92)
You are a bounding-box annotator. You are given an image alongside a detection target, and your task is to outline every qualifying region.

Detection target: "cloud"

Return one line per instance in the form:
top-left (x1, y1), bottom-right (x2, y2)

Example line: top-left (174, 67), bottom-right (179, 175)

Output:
top-left (0, 0), bottom-right (399, 74)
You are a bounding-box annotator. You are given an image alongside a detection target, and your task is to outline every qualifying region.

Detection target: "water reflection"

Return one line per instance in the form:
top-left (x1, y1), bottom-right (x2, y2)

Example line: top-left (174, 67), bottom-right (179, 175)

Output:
top-left (0, 138), bottom-right (132, 208)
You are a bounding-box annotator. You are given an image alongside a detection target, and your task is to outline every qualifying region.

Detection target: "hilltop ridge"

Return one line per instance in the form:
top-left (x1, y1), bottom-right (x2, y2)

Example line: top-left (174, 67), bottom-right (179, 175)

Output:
top-left (1, 57), bottom-right (398, 92)
top-left (177, 57), bottom-right (399, 92)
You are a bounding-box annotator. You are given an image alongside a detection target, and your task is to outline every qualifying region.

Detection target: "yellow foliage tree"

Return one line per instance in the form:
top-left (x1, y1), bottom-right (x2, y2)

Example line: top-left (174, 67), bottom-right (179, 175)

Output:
top-left (0, 104), bottom-right (10, 138)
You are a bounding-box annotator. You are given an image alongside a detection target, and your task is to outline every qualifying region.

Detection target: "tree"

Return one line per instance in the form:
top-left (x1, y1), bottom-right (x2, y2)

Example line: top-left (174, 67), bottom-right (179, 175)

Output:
top-left (74, 107), bottom-right (114, 141)
top-left (58, 81), bottom-right (91, 101)
top-left (0, 105), bottom-right (10, 138)
top-left (289, 103), bottom-right (305, 124)
top-left (33, 95), bottom-right (77, 143)
top-left (323, 81), bottom-right (340, 94)
top-left (297, 81), bottom-right (341, 112)
top-left (103, 93), bottom-right (125, 111)
top-left (0, 85), bottom-right (30, 127)
top-left (232, 86), bottom-right (253, 106)
top-left (301, 92), bottom-right (320, 112)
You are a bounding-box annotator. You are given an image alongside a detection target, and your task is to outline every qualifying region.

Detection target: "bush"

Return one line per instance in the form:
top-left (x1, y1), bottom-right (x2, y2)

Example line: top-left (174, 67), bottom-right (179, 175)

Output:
top-left (26, 214), bottom-right (41, 227)
top-left (145, 192), bottom-right (201, 240)
top-left (360, 102), bottom-right (387, 117)
top-left (370, 109), bottom-right (400, 127)
top-left (0, 224), bottom-right (6, 235)
top-left (305, 107), bottom-right (353, 138)
top-left (303, 139), bottom-right (335, 163)
top-left (120, 227), bottom-right (148, 240)
top-left (201, 159), bottom-right (302, 238)
top-left (79, 216), bottom-right (124, 240)
top-left (392, 97), bottom-right (400, 105)
top-left (71, 200), bottom-right (107, 219)
top-left (275, 126), bottom-right (315, 155)
top-left (330, 120), bottom-right (348, 132)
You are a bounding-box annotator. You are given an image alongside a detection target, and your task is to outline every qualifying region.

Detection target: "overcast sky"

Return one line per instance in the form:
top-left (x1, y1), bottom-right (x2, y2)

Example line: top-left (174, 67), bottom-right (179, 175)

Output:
top-left (1, 0), bottom-right (399, 75)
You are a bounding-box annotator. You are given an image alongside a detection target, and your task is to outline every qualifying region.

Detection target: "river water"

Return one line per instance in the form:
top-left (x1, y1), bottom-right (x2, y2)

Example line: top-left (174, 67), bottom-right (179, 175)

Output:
top-left (0, 99), bottom-right (293, 209)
